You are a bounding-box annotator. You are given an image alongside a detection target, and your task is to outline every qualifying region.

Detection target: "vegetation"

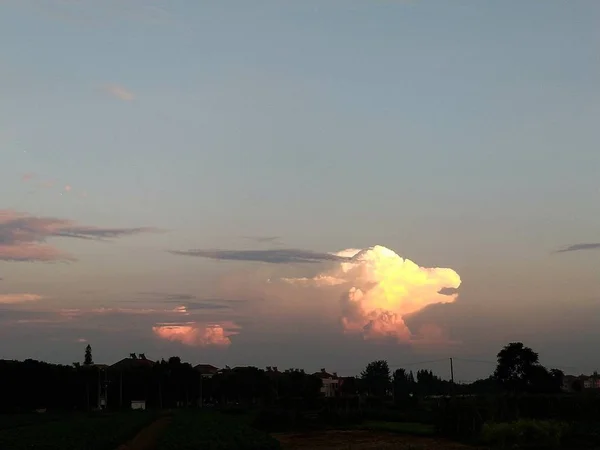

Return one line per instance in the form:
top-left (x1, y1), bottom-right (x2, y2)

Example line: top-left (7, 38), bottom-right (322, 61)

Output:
top-left (358, 420), bottom-right (435, 436)
top-left (481, 419), bottom-right (569, 449)
top-left (0, 411), bottom-right (155, 450)
top-left (1, 340), bottom-right (599, 448)
top-left (157, 411), bottom-right (281, 450)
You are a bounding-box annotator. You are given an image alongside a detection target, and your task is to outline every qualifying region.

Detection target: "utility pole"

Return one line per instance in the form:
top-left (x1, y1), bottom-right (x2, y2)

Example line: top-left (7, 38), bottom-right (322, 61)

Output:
top-left (199, 374), bottom-right (203, 408)
top-left (450, 358), bottom-right (455, 396)
top-left (119, 372), bottom-right (123, 409)
top-left (97, 368), bottom-right (101, 410)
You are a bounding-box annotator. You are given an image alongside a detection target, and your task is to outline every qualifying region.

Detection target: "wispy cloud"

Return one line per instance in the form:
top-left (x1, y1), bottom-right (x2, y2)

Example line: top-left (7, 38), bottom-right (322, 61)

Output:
top-left (0, 209), bottom-right (159, 262)
top-left (0, 293), bottom-right (42, 304)
top-left (556, 243), bottom-right (600, 253)
top-left (103, 84), bottom-right (135, 101)
top-left (169, 248), bottom-right (352, 264)
top-left (243, 236), bottom-right (281, 244)
top-left (135, 292), bottom-right (242, 310)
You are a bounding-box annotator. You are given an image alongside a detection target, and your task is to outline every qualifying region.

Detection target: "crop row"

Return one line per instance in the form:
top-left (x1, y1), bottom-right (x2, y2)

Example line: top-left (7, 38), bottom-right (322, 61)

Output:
top-left (157, 411), bottom-right (281, 450)
top-left (0, 411), bottom-right (155, 450)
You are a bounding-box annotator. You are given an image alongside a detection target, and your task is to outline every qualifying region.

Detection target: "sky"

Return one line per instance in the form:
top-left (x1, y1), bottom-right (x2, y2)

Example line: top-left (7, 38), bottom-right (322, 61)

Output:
top-left (0, 0), bottom-right (599, 381)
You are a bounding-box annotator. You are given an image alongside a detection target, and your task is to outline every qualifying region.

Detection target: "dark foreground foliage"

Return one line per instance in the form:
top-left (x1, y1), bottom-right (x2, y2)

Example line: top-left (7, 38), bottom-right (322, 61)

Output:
top-left (157, 411), bottom-right (281, 450)
top-left (433, 394), bottom-right (600, 448)
top-left (0, 411), bottom-right (156, 450)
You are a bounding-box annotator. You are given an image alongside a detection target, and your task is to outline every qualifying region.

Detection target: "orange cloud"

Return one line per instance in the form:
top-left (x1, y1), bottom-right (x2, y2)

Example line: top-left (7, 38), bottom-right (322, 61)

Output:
top-left (0, 293), bottom-right (43, 304)
top-left (282, 245), bottom-right (461, 344)
top-left (152, 321), bottom-right (240, 347)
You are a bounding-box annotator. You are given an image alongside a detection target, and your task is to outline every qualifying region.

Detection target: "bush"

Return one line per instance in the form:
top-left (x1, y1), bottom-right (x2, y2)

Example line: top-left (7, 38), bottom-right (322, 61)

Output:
top-left (481, 419), bottom-right (569, 449)
top-left (433, 397), bottom-right (486, 440)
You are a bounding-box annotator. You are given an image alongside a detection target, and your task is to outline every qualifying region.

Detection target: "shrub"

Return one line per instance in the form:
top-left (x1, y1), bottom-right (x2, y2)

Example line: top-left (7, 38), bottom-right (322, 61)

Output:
top-left (481, 419), bottom-right (569, 449)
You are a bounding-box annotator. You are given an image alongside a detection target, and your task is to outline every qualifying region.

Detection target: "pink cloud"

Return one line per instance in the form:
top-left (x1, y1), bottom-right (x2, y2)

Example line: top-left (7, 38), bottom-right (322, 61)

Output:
top-left (0, 293), bottom-right (43, 304)
top-left (103, 84), bottom-right (135, 101)
top-left (0, 209), bottom-right (158, 262)
top-left (0, 244), bottom-right (71, 262)
top-left (152, 321), bottom-right (240, 347)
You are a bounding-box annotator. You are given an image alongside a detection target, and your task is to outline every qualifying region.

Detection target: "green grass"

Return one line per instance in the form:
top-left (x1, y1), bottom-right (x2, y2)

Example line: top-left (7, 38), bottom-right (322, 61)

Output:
top-left (0, 412), bottom-right (75, 430)
top-left (0, 411), bottom-right (156, 450)
top-left (157, 410), bottom-right (281, 450)
top-left (358, 421), bottom-right (435, 436)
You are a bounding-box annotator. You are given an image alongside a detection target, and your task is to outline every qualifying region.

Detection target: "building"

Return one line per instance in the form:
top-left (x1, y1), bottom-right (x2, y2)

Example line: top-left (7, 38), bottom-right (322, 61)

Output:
top-left (562, 373), bottom-right (600, 392)
top-left (131, 400), bottom-right (146, 410)
top-left (194, 364), bottom-right (219, 378)
top-left (313, 368), bottom-right (340, 397)
top-left (110, 353), bottom-right (155, 371)
top-left (584, 376), bottom-right (600, 389)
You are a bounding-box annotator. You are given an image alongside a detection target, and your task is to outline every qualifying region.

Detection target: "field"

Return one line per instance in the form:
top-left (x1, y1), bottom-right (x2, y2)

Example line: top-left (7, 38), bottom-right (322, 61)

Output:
top-left (0, 410), bottom-right (489, 450)
top-left (274, 430), bottom-right (483, 450)
top-left (156, 410), bottom-right (281, 449)
top-left (0, 411), bottom-right (156, 450)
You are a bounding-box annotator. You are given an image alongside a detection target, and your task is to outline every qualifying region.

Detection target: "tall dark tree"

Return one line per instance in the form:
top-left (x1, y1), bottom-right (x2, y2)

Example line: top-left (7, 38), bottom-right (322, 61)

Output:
top-left (84, 344), bottom-right (93, 366)
top-left (393, 368), bottom-right (415, 402)
top-left (361, 360), bottom-right (391, 397)
top-left (493, 342), bottom-right (561, 393)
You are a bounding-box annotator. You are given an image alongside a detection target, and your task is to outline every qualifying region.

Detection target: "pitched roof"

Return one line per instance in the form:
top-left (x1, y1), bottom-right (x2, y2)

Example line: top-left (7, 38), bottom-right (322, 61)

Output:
top-left (110, 357), bottom-right (155, 370)
top-left (313, 369), bottom-right (338, 379)
top-left (194, 364), bottom-right (219, 374)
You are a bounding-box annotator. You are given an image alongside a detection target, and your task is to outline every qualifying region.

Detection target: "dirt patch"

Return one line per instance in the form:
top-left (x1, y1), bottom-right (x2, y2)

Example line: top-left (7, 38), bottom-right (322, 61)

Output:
top-left (274, 430), bottom-right (485, 450)
top-left (116, 417), bottom-right (171, 450)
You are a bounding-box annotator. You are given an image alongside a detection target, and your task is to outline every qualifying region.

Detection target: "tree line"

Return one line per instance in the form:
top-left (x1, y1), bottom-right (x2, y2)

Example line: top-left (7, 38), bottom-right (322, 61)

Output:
top-left (0, 342), bottom-right (565, 413)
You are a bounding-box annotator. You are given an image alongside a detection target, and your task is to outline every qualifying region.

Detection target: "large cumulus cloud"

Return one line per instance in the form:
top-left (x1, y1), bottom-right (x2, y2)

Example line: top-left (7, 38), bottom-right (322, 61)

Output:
top-left (172, 244), bottom-right (461, 345)
top-left (283, 245), bottom-right (461, 343)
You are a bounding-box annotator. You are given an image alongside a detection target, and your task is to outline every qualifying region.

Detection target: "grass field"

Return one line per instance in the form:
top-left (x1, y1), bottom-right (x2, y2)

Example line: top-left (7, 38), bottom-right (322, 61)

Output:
top-left (156, 410), bottom-right (281, 450)
top-left (0, 411), bottom-right (156, 450)
top-left (273, 430), bottom-right (484, 450)
top-left (358, 421), bottom-right (435, 436)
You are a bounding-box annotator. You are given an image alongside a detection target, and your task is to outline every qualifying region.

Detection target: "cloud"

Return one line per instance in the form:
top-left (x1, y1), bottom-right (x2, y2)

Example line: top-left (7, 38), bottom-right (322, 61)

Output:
top-left (556, 243), bottom-right (600, 253)
top-left (103, 84), bottom-right (135, 101)
top-left (0, 209), bottom-right (159, 262)
top-left (0, 293), bottom-right (42, 304)
top-left (243, 236), bottom-right (281, 244)
top-left (275, 245), bottom-right (461, 344)
top-left (135, 292), bottom-right (245, 310)
top-left (169, 248), bottom-right (352, 264)
top-left (152, 321), bottom-right (240, 347)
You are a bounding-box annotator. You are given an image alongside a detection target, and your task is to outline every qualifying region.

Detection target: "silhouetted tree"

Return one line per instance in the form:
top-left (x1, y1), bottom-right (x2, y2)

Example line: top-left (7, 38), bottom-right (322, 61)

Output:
top-left (361, 360), bottom-right (390, 397)
top-left (84, 344), bottom-right (93, 366)
top-left (393, 368), bottom-right (412, 401)
top-left (493, 342), bottom-right (563, 394)
top-left (494, 342), bottom-right (540, 392)
top-left (340, 376), bottom-right (359, 397)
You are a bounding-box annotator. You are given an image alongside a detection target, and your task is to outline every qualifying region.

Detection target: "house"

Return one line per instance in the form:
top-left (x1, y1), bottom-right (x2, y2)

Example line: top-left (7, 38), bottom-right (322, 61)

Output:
top-left (313, 368), bottom-right (340, 397)
top-left (194, 364), bottom-right (219, 378)
top-left (562, 375), bottom-right (579, 392)
top-left (583, 375), bottom-right (600, 389)
top-left (131, 400), bottom-right (146, 410)
top-left (110, 353), bottom-right (155, 371)
top-left (562, 374), bottom-right (600, 392)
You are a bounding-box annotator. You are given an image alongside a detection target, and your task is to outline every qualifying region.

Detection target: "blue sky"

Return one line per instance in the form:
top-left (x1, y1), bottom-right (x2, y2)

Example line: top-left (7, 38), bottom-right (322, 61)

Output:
top-left (0, 0), bottom-right (599, 379)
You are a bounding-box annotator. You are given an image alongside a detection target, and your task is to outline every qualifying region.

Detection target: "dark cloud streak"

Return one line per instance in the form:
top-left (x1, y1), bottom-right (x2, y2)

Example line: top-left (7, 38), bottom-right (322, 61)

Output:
top-left (0, 210), bottom-right (159, 262)
top-left (555, 243), bottom-right (600, 254)
top-left (169, 248), bottom-right (352, 264)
